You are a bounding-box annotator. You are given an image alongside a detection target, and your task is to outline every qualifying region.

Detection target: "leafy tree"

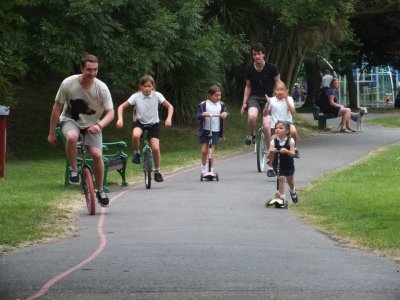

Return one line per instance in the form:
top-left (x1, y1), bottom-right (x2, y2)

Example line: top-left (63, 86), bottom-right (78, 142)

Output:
top-left (0, 0), bottom-right (28, 107)
top-left (351, 0), bottom-right (400, 68)
top-left (10, 0), bottom-right (246, 123)
top-left (205, 0), bottom-right (353, 106)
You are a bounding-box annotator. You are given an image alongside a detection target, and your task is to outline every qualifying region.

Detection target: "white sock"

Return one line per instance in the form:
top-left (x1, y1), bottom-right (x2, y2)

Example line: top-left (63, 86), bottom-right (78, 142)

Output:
top-left (289, 188), bottom-right (296, 194)
top-left (280, 194), bottom-right (286, 201)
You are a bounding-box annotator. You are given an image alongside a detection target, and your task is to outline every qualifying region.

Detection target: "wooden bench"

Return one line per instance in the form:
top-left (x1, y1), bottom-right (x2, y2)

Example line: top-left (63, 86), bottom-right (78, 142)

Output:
top-left (312, 105), bottom-right (336, 129)
top-left (56, 127), bottom-right (129, 192)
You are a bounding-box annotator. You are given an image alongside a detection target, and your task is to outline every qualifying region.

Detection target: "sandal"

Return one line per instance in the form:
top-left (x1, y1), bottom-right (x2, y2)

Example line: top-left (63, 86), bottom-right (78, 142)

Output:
top-left (347, 128), bottom-right (357, 132)
top-left (339, 128), bottom-right (353, 133)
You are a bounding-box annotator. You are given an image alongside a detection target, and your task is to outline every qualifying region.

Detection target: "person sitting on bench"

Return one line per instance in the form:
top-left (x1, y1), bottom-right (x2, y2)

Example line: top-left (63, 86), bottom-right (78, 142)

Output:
top-left (321, 78), bottom-right (354, 133)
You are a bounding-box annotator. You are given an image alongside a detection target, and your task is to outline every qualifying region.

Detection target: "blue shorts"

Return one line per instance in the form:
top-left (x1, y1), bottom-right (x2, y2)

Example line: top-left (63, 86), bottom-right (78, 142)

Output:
top-left (199, 130), bottom-right (220, 145)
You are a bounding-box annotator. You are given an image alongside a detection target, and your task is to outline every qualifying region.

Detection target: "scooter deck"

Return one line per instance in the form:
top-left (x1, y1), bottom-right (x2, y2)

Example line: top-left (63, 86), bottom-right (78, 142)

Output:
top-left (266, 198), bottom-right (288, 209)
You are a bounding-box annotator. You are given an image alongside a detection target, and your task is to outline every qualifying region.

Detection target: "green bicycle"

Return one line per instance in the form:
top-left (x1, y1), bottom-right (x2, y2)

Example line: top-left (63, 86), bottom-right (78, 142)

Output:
top-left (141, 125), bottom-right (153, 189)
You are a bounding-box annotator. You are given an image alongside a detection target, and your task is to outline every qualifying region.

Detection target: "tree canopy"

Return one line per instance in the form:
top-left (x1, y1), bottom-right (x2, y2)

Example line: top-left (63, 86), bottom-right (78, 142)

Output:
top-left (0, 0), bottom-right (397, 120)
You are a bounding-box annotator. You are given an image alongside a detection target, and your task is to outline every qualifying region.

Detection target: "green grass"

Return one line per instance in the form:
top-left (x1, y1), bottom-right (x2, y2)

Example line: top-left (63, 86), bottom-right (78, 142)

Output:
top-left (293, 142), bottom-right (400, 261)
top-left (366, 115), bottom-right (400, 127)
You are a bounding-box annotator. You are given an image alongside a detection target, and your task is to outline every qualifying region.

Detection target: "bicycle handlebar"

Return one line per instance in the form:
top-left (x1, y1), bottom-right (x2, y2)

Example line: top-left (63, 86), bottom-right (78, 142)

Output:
top-left (203, 114), bottom-right (221, 118)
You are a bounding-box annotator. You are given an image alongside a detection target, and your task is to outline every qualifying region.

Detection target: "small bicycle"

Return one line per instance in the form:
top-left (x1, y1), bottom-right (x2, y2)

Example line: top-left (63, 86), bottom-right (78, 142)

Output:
top-left (141, 125), bottom-right (154, 189)
top-left (200, 115), bottom-right (219, 182)
top-left (78, 130), bottom-right (96, 215)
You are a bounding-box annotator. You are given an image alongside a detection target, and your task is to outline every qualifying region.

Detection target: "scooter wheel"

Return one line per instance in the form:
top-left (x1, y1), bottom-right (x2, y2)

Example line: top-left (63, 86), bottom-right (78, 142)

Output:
top-left (200, 173), bottom-right (203, 181)
top-left (215, 173), bottom-right (219, 181)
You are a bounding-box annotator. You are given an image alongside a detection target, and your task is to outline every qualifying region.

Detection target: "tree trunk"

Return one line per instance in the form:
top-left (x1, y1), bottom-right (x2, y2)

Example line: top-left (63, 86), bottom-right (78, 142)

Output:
top-left (345, 65), bottom-right (357, 109)
top-left (304, 60), bottom-right (321, 109)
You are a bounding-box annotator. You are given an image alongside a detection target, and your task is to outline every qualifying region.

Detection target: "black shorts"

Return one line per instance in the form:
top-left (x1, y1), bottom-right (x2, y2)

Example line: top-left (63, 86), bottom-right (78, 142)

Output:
top-left (199, 130), bottom-right (220, 145)
top-left (133, 121), bottom-right (160, 139)
top-left (273, 167), bottom-right (295, 177)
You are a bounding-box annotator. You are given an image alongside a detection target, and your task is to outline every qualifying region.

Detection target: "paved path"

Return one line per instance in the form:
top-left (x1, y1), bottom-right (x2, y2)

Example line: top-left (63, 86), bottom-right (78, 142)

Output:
top-left (1, 119), bottom-right (400, 299)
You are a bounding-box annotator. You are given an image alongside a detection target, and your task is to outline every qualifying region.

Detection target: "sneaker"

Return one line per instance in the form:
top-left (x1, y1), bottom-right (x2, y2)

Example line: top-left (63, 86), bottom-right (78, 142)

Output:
top-left (132, 153), bottom-right (141, 164)
top-left (290, 191), bottom-right (298, 203)
top-left (294, 148), bottom-right (300, 159)
top-left (154, 172), bottom-right (164, 182)
top-left (267, 168), bottom-right (276, 177)
top-left (96, 190), bottom-right (110, 207)
top-left (244, 134), bottom-right (253, 145)
top-left (69, 168), bottom-right (80, 185)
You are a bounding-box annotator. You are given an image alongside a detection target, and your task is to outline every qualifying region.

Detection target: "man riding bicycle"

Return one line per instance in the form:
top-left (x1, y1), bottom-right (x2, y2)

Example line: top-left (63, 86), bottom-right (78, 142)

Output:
top-left (240, 42), bottom-right (280, 150)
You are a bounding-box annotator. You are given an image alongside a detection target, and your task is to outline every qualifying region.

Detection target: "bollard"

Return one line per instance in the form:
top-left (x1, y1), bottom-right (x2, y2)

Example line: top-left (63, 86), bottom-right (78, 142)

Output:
top-left (0, 106), bottom-right (10, 178)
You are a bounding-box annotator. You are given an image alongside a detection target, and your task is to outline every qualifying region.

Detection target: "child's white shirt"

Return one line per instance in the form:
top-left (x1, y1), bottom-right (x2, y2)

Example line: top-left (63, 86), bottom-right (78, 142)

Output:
top-left (270, 136), bottom-right (295, 148)
top-left (204, 100), bottom-right (221, 132)
top-left (269, 96), bottom-right (294, 128)
top-left (127, 91), bottom-right (165, 125)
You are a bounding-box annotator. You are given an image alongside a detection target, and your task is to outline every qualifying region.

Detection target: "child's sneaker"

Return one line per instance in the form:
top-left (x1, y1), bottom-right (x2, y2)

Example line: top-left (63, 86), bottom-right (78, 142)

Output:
top-left (267, 168), bottom-right (275, 177)
top-left (132, 153), bottom-right (141, 164)
top-left (294, 148), bottom-right (300, 158)
top-left (69, 168), bottom-right (80, 185)
top-left (244, 134), bottom-right (253, 145)
top-left (154, 172), bottom-right (164, 182)
top-left (290, 191), bottom-right (298, 203)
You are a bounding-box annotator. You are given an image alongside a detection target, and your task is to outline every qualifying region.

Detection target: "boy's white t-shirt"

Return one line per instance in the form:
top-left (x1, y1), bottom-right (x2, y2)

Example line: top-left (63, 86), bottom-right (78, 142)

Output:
top-left (204, 100), bottom-right (222, 132)
top-left (127, 91), bottom-right (165, 125)
top-left (268, 96), bottom-right (294, 128)
top-left (56, 75), bottom-right (113, 128)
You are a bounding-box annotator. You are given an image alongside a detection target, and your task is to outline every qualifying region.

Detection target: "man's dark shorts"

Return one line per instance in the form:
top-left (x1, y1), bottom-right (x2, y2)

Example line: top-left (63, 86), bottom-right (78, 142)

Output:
top-left (133, 121), bottom-right (160, 139)
top-left (199, 130), bottom-right (220, 145)
top-left (248, 96), bottom-right (267, 110)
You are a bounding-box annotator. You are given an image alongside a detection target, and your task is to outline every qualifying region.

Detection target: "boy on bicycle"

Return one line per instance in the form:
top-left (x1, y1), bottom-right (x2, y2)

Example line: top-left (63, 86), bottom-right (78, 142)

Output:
top-left (116, 75), bottom-right (173, 182)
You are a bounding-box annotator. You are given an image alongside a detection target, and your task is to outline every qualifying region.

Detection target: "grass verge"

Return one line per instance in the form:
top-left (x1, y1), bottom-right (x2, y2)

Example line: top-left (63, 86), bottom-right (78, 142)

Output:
top-left (293, 141), bottom-right (400, 261)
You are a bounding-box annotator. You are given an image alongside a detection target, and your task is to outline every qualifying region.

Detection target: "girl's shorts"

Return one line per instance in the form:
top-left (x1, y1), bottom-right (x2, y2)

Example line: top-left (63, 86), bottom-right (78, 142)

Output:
top-left (273, 167), bottom-right (295, 177)
top-left (133, 121), bottom-right (160, 139)
top-left (199, 130), bottom-right (220, 145)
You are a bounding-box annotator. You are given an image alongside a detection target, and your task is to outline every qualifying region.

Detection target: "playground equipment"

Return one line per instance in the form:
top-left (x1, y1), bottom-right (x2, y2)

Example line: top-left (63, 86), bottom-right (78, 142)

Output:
top-left (354, 66), bottom-right (397, 108)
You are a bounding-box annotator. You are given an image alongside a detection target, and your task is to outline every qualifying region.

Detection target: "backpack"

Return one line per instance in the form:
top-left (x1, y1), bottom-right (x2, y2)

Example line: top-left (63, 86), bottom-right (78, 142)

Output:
top-left (315, 87), bottom-right (329, 108)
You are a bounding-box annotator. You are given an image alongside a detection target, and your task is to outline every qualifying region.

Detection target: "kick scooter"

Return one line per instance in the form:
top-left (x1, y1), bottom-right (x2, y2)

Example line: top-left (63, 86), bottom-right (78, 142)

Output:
top-left (265, 150), bottom-right (288, 209)
top-left (200, 115), bottom-right (219, 182)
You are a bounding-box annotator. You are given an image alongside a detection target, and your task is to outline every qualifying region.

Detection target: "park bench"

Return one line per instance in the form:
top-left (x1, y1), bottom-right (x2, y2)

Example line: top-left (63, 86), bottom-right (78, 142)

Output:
top-left (56, 127), bottom-right (129, 192)
top-left (312, 104), bottom-right (336, 129)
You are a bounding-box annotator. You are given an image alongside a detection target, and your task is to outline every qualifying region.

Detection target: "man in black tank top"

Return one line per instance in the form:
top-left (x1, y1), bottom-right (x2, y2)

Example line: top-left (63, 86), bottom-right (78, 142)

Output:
top-left (240, 43), bottom-right (280, 148)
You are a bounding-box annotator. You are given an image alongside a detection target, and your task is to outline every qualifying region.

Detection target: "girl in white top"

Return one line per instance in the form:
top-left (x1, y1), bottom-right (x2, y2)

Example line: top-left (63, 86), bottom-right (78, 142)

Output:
top-left (263, 80), bottom-right (299, 176)
top-left (116, 75), bottom-right (174, 182)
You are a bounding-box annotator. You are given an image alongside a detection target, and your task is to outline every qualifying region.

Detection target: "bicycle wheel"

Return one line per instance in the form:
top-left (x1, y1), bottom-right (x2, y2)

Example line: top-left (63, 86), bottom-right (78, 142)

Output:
top-left (256, 129), bottom-right (266, 172)
top-left (81, 166), bottom-right (96, 215)
top-left (143, 148), bottom-right (152, 189)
